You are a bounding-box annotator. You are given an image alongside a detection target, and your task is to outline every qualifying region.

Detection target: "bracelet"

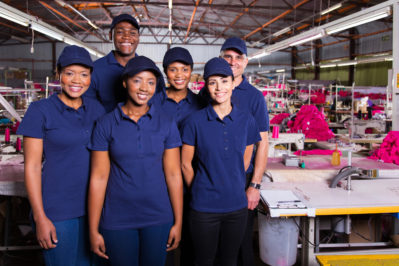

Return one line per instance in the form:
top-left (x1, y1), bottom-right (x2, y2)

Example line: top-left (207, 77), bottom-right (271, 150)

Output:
top-left (249, 182), bottom-right (261, 190)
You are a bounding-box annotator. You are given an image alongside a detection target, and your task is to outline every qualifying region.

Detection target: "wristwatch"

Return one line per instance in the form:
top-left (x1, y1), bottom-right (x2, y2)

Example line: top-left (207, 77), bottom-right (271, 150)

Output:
top-left (249, 182), bottom-right (261, 190)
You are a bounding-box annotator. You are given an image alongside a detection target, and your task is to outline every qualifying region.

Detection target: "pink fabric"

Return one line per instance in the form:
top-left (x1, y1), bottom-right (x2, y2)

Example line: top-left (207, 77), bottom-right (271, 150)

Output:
top-left (270, 113), bottom-right (290, 124)
top-left (369, 131), bottom-right (399, 165)
top-left (372, 105), bottom-right (384, 110)
top-left (293, 149), bottom-right (342, 156)
top-left (372, 110), bottom-right (383, 116)
top-left (288, 105), bottom-right (334, 141)
top-left (311, 92), bottom-right (326, 104)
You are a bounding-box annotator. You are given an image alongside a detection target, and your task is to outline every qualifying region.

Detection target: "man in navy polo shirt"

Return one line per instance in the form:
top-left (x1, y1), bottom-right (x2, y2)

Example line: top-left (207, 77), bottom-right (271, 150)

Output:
top-left (84, 14), bottom-right (140, 112)
top-left (220, 37), bottom-right (270, 266)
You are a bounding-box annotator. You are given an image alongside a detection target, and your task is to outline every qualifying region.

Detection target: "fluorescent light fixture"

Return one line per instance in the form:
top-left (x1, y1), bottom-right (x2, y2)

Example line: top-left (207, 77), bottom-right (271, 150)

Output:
top-left (275, 69), bottom-right (285, 73)
top-left (0, 9), bottom-right (29, 26)
top-left (385, 56), bottom-right (393, 61)
top-left (0, 2), bottom-right (105, 58)
top-left (64, 37), bottom-right (80, 46)
top-left (272, 27), bottom-right (290, 37)
top-left (294, 65), bottom-right (307, 70)
top-left (326, 7), bottom-right (391, 34)
top-left (31, 22), bottom-right (64, 41)
top-left (250, 51), bottom-right (271, 60)
top-left (258, 70), bottom-right (270, 74)
top-left (320, 3), bottom-right (342, 15)
top-left (337, 61), bottom-right (357, 66)
top-left (289, 30), bottom-right (325, 46)
top-left (55, 0), bottom-right (99, 30)
top-left (320, 63), bottom-right (337, 68)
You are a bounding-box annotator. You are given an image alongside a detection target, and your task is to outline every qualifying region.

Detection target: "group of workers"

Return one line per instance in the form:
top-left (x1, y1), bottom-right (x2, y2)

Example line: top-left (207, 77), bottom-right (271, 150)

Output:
top-left (17, 13), bottom-right (270, 266)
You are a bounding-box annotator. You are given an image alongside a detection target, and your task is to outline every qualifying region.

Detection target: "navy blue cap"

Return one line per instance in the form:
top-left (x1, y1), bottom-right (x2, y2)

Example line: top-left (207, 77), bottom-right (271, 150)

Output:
top-left (110, 14), bottom-right (140, 31)
top-left (57, 45), bottom-right (93, 69)
top-left (162, 47), bottom-right (193, 71)
top-left (122, 56), bottom-right (162, 78)
top-left (203, 57), bottom-right (233, 80)
top-left (221, 37), bottom-right (247, 55)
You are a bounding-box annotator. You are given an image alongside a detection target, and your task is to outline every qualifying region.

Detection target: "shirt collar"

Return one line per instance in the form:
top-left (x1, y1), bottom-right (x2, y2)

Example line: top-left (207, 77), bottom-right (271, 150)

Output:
top-left (161, 88), bottom-right (195, 104)
top-left (114, 102), bottom-right (155, 124)
top-left (106, 51), bottom-right (139, 67)
top-left (106, 51), bottom-right (121, 66)
top-left (50, 93), bottom-right (87, 113)
top-left (235, 75), bottom-right (251, 91)
top-left (205, 103), bottom-right (237, 122)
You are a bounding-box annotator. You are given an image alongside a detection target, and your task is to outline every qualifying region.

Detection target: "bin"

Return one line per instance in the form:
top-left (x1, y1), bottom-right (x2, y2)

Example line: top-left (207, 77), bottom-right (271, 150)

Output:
top-left (258, 213), bottom-right (299, 266)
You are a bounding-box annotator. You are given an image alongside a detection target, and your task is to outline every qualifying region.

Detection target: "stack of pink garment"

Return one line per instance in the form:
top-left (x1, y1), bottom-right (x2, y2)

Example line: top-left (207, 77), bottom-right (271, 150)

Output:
top-left (311, 92), bottom-right (326, 104)
top-left (270, 113), bottom-right (290, 124)
top-left (287, 105), bottom-right (334, 141)
top-left (369, 131), bottom-right (399, 165)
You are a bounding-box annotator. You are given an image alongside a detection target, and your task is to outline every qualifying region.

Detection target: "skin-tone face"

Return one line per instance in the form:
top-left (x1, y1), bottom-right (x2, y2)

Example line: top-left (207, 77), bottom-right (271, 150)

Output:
top-left (166, 62), bottom-right (192, 91)
top-left (207, 75), bottom-right (234, 105)
top-left (111, 21), bottom-right (139, 57)
top-left (123, 71), bottom-right (157, 107)
top-left (59, 65), bottom-right (91, 100)
top-left (222, 49), bottom-right (248, 80)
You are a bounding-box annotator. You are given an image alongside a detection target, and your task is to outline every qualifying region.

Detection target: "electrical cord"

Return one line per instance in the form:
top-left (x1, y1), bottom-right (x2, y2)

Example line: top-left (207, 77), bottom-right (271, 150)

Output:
top-left (292, 216), bottom-right (318, 247)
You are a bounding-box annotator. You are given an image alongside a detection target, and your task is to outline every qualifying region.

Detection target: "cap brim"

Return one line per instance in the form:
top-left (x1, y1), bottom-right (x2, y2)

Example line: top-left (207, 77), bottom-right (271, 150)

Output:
top-left (123, 66), bottom-right (161, 78)
top-left (58, 57), bottom-right (93, 69)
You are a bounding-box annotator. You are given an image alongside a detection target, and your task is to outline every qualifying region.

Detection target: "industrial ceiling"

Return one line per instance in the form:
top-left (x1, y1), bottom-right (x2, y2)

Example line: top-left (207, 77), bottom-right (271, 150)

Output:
top-left (0, 0), bottom-right (390, 48)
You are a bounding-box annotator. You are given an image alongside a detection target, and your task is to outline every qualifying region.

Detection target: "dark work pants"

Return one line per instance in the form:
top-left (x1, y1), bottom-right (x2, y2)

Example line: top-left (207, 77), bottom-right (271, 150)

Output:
top-left (238, 173), bottom-right (256, 266)
top-left (190, 208), bottom-right (247, 266)
top-left (237, 208), bottom-right (255, 266)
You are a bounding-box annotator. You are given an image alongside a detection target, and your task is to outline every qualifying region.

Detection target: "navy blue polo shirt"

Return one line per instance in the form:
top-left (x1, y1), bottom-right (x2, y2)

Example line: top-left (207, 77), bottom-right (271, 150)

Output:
top-left (89, 103), bottom-right (181, 230)
top-left (152, 88), bottom-right (203, 132)
top-left (17, 94), bottom-right (106, 222)
top-left (85, 52), bottom-right (165, 112)
top-left (181, 105), bottom-right (261, 213)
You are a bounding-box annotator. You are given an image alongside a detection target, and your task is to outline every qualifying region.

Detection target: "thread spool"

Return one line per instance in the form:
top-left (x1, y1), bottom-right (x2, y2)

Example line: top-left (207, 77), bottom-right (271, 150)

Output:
top-left (5, 128), bottom-right (10, 144)
top-left (272, 125), bottom-right (279, 139)
top-left (16, 137), bottom-right (21, 152)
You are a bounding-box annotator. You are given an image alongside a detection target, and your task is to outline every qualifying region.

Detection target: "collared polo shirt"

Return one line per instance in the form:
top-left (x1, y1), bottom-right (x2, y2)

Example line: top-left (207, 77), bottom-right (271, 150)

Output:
top-left (17, 94), bottom-right (106, 222)
top-left (85, 51), bottom-right (165, 113)
top-left (232, 76), bottom-right (270, 132)
top-left (181, 105), bottom-right (261, 213)
top-left (232, 76), bottom-right (270, 174)
top-left (89, 103), bottom-right (181, 230)
top-left (85, 51), bottom-right (125, 112)
top-left (152, 88), bottom-right (203, 132)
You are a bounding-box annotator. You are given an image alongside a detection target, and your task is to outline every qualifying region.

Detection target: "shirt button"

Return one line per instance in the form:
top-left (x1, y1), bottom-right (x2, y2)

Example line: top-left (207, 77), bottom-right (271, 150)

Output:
top-left (225, 147), bottom-right (228, 150)
top-left (224, 131), bottom-right (227, 135)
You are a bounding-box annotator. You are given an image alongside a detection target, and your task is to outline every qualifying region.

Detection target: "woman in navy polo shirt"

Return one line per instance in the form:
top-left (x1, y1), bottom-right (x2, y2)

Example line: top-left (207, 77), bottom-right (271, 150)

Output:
top-left (181, 57), bottom-right (261, 266)
top-left (88, 56), bottom-right (183, 266)
top-left (152, 46), bottom-right (203, 266)
top-left (152, 47), bottom-right (202, 131)
top-left (17, 45), bottom-right (106, 266)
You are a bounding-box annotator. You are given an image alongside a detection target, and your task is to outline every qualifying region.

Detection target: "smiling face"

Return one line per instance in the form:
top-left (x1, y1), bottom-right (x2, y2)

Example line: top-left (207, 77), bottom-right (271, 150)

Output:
top-left (112, 21), bottom-right (140, 56)
top-left (221, 49), bottom-right (248, 79)
top-left (206, 75), bottom-right (234, 105)
top-left (123, 71), bottom-right (157, 106)
top-left (59, 65), bottom-right (91, 99)
top-left (166, 62), bottom-right (192, 91)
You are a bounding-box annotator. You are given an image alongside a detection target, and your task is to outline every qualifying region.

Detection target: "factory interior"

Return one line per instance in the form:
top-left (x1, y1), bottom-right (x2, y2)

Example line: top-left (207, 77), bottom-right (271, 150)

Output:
top-left (0, 0), bottom-right (399, 265)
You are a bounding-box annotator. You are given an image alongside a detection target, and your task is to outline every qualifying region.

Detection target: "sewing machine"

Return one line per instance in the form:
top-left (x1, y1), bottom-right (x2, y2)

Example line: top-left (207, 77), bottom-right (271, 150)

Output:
top-left (352, 119), bottom-right (386, 136)
top-left (268, 133), bottom-right (305, 157)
